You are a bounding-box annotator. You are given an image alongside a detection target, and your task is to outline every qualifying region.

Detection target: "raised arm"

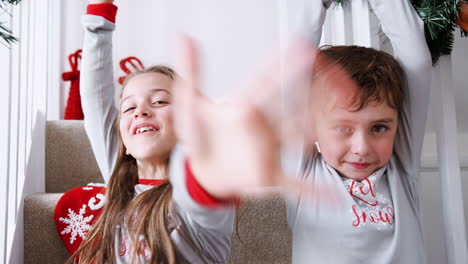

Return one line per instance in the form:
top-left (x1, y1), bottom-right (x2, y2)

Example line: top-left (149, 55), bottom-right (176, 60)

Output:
top-left (169, 146), bottom-right (235, 263)
top-left (287, 0), bottom-right (332, 45)
top-left (80, 1), bottom-right (119, 183)
top-left (369, 0), bottom-right (432, 175)
top-left (281, 0), bottom-right (332, 177)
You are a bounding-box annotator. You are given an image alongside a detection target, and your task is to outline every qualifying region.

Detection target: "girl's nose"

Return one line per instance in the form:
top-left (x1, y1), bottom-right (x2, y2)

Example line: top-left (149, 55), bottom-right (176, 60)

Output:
top-left (133, 108), bottom-right (150, 119)
top-left (134, 112), bottom-right (148, 118)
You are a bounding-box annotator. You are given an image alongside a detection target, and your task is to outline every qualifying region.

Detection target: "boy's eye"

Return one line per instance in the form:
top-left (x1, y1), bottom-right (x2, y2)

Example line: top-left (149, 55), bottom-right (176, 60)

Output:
top-left (153, 101), bottom-right (169, 105)
top-left (371, 124), bottom-right (388, 133)
top-left (335, 127), bottom-right (351, 134)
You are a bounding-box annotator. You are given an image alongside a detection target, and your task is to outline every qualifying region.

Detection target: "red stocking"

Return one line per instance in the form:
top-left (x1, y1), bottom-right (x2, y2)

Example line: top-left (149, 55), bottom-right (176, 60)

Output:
top-left (63, 50), bottom-right (84, 120)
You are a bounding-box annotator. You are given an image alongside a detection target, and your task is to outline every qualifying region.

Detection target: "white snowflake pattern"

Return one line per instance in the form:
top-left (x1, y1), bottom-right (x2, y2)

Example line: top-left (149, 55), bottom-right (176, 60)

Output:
top-left (59, 204), bottom-right (94, 244)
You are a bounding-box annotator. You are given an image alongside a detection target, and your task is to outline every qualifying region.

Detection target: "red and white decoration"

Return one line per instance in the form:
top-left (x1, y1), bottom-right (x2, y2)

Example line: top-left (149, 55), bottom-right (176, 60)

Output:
top-left (62, 49), bottom-right (84, 120)
top-left (54, 184), bottom-right (106, 254)
top-left (118, 56), bottom-right (145, 85)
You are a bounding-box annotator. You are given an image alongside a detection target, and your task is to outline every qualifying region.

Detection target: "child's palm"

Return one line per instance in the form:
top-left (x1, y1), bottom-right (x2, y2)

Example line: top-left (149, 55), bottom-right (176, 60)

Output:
top-left (173, 36), bottom-right (356, 199)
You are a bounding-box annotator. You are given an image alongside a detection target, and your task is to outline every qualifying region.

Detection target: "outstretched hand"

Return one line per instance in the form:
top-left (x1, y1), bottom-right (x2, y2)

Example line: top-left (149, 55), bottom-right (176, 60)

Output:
top-left (172, 35), bottom-right (357, 200)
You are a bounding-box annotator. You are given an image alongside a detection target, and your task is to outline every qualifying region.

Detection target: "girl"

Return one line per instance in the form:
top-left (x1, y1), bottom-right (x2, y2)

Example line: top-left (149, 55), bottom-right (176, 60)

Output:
top-left (71, 1), bottom-right (234, 263)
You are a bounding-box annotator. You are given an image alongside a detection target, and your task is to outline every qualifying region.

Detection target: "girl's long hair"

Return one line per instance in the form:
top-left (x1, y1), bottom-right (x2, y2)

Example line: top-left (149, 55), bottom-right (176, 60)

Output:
top-left (68, 66), bottom-right (181, 264)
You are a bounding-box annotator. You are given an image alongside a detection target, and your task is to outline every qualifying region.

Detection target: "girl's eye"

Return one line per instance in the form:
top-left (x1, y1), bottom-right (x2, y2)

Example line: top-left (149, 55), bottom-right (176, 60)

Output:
top-left (371, 124), bottom-right (388, 133)
top-left (123, 107), bottom-right (135, 113)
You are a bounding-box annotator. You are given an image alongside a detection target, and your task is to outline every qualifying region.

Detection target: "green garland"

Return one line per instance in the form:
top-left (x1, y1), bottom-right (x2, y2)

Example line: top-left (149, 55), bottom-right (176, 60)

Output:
top-left (0, 0), bottom-right (22, 45)
top-left (414, 0), bottom-right (462, 65)
top-left (335, 0), bottom-right (466, 65)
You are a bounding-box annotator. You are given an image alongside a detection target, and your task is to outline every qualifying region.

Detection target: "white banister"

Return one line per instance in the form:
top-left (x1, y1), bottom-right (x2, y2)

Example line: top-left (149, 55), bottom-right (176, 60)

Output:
top-left (330, 4), bottom-right (352, 45)
top-left (0, 0), bottom-right (55, 262)
top-left (431, 55), bottom-right (468, 264)
top-left (351, 0), bottom-right (371, 47)
top-left (0, 5), bottom-right (13, 263)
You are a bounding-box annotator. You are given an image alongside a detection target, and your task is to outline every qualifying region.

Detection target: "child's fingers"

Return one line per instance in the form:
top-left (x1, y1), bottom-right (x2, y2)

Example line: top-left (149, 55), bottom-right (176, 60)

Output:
top-left (276, 50), bottom-right (361, 149)
top-left (236, 38), bottom-right (316, 107)
top-left (172, 35), bottom-right (205, 146)
top-left (174, 35), bottom-right (201, 98)
top-left (229, 38), bottom-right (317, 149)
top-left (310, 53), bottom-right (360, 111)
top-left (279, 174), bottom-right (341, 208)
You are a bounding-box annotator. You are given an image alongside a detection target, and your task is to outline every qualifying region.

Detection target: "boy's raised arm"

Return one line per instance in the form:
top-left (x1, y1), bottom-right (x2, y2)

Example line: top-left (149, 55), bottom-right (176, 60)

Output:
top-left (287, 0), bottom-right (332, 45)
top-left (369, 0), bottom-right (432, 172)
top-left (81, 1), bottom-right (119, 183)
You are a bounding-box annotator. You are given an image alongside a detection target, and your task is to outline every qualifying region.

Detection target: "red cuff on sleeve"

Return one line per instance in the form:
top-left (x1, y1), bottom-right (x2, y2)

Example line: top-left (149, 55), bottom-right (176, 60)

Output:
top-left (87, 3), bottom-right (118, 24)
top-left (185, 159), bottom-right (232, 208)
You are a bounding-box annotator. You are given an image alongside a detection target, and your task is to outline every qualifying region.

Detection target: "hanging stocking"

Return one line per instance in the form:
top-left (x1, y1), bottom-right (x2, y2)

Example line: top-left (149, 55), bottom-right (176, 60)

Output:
top-left (118, 56), bottom-right (145, 85)
top-left (63, 49), bottom-right (84, 120)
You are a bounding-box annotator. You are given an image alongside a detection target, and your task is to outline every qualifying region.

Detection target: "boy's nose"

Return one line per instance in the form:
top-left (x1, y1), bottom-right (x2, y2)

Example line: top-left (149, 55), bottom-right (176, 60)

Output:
top-left (350, 133), bottom-right (370, 156)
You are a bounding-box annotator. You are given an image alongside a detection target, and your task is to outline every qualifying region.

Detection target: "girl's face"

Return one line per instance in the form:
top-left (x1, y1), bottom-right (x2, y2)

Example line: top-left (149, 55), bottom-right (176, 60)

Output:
top-left (119, 72), bottom-right (176, 163)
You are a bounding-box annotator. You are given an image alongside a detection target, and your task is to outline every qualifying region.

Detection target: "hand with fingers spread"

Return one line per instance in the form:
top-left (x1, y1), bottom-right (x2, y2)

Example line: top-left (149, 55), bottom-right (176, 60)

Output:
top-left (172, 36), bottom-right (358, 200)
top-left (173, 37), bottom-right (288, 199)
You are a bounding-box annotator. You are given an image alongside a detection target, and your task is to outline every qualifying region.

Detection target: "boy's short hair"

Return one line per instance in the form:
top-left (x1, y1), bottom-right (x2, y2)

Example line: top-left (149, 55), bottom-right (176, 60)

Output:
top-left (318, 46), bottom-right (405, 112)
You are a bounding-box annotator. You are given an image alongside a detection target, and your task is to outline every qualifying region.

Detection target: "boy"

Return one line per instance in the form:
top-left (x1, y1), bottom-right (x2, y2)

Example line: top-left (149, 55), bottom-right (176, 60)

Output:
top-left (172, 0), bottom-right (431, 263)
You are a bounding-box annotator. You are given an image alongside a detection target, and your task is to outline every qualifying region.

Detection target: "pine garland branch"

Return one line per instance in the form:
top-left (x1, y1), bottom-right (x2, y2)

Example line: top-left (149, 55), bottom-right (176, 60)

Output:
top-left (2, 0), bottom-right (21, 4)
top-left (0, 22), bottom-right (16, 45)
top-left (333, 0), bottom-right (349, 6)
top-left (334, 0), bottom-right (465, 65)
top-left (0, 0), bottom-right (22, 46)
top-left (414, 0), bottom-right (459, 65)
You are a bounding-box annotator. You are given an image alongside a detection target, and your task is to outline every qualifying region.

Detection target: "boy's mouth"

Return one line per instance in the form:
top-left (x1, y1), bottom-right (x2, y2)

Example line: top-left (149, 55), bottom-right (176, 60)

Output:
top-left (347, 162), bottom-right (371, 169)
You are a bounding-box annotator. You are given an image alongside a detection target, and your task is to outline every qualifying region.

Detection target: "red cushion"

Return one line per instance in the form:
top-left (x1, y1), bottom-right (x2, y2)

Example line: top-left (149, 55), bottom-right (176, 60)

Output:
top-left (54, 185), bottom-right (106, 254)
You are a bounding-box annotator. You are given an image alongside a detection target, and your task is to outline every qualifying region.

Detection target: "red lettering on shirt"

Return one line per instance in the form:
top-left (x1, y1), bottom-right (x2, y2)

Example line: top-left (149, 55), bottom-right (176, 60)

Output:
top-left (349, 179), bottom-right (378, 206)
top-left (119, 236), bottom-right (151, 258)
top-left (119, 237), bottom-right (132, 256)
top-left (352, 205), bottom-right (395, 227)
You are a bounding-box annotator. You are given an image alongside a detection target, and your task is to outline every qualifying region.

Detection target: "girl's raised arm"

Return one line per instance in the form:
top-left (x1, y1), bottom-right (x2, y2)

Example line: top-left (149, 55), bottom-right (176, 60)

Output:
top-left (80, 1), bottom-right (119, 183)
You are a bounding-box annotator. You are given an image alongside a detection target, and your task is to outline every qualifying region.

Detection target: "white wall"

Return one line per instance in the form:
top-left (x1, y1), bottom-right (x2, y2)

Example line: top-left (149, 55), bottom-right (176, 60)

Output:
top-left (59, 0), bottom-right (279, 110)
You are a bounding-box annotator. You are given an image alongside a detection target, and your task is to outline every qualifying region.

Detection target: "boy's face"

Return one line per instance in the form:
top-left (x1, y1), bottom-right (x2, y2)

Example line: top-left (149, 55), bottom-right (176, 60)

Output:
top-left (315, 99), bottom-right (398, 181)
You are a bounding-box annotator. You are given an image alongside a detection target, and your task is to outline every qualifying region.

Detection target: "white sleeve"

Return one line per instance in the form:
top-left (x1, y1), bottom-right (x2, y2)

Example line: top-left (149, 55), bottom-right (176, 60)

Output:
top-left (286, 0), bottom-right (332, 45)
top-left (169, 145), bottom-right (235, 263)
top-left (80, 14), bottom-right (119, 183)
top-left (369, 0), bottom-right (432, 176)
